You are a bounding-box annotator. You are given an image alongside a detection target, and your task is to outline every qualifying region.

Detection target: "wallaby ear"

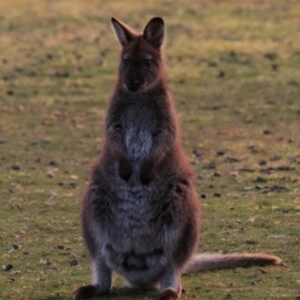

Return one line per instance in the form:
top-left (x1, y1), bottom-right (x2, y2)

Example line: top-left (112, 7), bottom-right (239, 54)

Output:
top-left (143, 17), bottom-right (165, 49)
top-left (111, 17), bottom-right (136, 47)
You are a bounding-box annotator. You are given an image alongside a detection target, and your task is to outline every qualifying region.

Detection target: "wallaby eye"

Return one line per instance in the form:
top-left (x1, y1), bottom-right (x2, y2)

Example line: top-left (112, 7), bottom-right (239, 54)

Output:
top-left (122, 58), bottom-right (129, 66)
top-left (144, 59), bottom-right (152, 66)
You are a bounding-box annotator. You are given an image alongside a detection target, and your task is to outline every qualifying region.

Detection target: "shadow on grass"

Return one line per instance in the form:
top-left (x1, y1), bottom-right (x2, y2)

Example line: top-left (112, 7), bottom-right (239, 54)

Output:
top-left (31, 297), bottom-right (66, 300)
top-left (31, 288), bottom-right (157, 300)
top-left (110, 288), bottom-right (157, 299)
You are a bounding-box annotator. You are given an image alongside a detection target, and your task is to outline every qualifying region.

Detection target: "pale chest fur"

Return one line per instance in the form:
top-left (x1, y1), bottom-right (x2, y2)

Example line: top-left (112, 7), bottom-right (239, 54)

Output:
top-left (121, 103), bottom-right (156, 167)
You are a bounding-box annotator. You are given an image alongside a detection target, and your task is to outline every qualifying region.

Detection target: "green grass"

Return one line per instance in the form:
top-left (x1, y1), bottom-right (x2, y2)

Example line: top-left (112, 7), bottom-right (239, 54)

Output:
top-left (1, 0), bottom-right (300, 299)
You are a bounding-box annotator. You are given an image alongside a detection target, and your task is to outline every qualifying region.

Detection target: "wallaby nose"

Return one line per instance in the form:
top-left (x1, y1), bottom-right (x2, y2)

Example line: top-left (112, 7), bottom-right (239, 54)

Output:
top-left (126, 78), bottom-right (142, 92)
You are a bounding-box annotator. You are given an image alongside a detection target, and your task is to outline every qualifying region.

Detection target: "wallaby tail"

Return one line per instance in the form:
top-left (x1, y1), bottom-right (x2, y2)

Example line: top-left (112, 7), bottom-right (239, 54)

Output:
top-left (183, 253), bottom-right (281, 274)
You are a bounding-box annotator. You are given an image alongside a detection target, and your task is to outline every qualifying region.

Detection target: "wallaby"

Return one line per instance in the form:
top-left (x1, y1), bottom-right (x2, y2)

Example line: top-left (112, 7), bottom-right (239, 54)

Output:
top-left (72, 17), bottom-right (281, 300)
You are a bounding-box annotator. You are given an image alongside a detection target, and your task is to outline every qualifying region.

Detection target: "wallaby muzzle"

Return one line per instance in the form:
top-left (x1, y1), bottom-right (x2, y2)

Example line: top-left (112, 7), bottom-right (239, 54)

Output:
top-left (126, 77), bottom-right (144, 92)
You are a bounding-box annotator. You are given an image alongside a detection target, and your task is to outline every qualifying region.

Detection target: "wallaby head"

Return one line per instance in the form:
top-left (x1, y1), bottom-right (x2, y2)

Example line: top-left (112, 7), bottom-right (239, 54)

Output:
top-left (111, 17), bottom-right (165, 93)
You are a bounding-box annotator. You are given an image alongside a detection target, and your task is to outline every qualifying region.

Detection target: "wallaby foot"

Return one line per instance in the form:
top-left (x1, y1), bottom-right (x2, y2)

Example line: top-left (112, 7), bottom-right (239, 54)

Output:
top-left (72, 285), bottom-right (98, 300)
top-left (159, 266), bottom-right (181, 300)
top-left (159, 288), bottom-right (180, 300)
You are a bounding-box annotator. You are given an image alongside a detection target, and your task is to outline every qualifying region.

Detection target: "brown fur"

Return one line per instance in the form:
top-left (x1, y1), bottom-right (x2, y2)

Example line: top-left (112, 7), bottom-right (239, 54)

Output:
top-left (72, 285), bottom-right (98, 299)
top-left (72, 17), bottom-right (281, 300)
top-left (160, 289), bottom-right (180, 300)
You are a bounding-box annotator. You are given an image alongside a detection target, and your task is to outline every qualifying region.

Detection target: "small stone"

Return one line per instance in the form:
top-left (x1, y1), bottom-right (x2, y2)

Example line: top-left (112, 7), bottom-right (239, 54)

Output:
top-left (224, 156), bottom-right (240, 163)
top-left (263, 129), bottom-right (271, 135)
top-left (54, 70), bottom-right (69, 78)
top-left (11, 165), bottom-right (21, 171)
top-left (271, 64), bottom-right (278, 71)
top-left (12, 244), bottom-right (19, 250)
top-left (245, 239), bottom-right (256, 245)
top-left (264, 52), bottom-right (277, 60)
top-left (47, 172), bottom-right (55, 178)
top-left (69, 182), bottom-right (77, 189)
top-left (259, 160), bottom-right (267, 166)
top-left (218, 70), bottom-right (225, 77)
top-left (70, 259), bottom-right (78, 266)
top-left (49, 160), bottom-right (58, 166)
top-left (216, 150), bottom-right (225, 156)
top-left (3, 264), bottom-right (13, 271)
top-left (13, 270), bottom-right (22, 275)
top-left (208, 61), bottom-right (217, 67)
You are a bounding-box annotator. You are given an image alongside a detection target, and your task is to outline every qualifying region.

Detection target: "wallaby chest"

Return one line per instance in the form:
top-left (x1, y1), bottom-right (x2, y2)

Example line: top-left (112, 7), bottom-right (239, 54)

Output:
top-left (121, 104), bottom-right (157, 167)
top-left (118, 99), bottom-right (159, 163)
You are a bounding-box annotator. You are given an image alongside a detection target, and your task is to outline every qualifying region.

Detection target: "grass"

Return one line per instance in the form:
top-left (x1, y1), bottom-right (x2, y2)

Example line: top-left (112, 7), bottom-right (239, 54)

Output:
top-left (0, 0), bottom-right (300, 299)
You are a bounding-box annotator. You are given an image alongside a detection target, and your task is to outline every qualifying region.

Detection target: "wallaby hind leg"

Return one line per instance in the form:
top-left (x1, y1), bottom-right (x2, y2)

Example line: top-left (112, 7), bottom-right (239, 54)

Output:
top-left (73, 255), bottom-right (112, 299)
top-left (159, 265), bottom-right (181, 300)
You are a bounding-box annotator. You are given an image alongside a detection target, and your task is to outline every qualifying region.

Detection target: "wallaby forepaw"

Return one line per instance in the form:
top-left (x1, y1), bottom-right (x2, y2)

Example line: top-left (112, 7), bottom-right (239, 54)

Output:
top-left (73, 285), bottom-right (97, 299)
top-left (118, 157), bottom-right (132, 181)
top-left (159, 289), bottom-right (179, 300)
top-left (140, 159), bottom-right (154, 184)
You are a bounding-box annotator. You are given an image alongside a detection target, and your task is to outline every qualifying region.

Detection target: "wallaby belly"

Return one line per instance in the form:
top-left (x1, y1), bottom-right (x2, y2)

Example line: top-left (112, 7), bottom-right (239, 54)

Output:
top-left (98, 188), bottom-right (172, 282)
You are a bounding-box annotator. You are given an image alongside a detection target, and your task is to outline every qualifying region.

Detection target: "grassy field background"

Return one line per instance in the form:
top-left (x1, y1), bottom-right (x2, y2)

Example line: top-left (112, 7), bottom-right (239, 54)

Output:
top-left (1, 0), bottom-right (300, 299)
